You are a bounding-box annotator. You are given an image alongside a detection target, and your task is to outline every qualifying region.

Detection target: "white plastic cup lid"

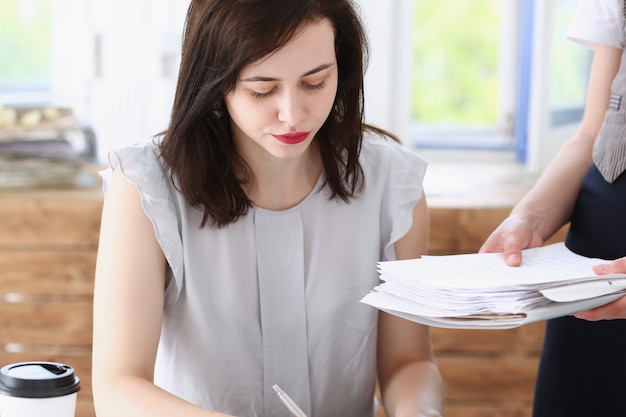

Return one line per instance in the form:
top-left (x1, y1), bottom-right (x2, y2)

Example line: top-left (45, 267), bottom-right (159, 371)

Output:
top-left (0, 362), bottom-right (80, 398)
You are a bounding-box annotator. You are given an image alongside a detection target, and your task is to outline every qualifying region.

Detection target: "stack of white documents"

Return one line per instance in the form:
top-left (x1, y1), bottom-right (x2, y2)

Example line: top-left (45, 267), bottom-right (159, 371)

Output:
top-left (361, 242), bottom-right (626, 329)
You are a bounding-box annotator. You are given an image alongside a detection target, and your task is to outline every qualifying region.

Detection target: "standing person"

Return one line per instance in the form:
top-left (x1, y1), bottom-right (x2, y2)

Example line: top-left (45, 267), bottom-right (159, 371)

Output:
top-left (91, 1), bottom-right (444, 416)
top-left (480, 0), bottom-right (626, 416)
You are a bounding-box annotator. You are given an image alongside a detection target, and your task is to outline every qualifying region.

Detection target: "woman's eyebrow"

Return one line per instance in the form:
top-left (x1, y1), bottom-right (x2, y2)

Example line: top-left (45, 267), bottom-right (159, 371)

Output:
top-left (240, 63), bottom-right (335, 82)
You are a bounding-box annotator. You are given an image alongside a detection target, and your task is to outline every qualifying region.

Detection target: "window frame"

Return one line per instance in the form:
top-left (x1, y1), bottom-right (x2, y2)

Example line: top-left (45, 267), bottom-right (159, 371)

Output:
top-left (358, 0), bottom-right (588, 173)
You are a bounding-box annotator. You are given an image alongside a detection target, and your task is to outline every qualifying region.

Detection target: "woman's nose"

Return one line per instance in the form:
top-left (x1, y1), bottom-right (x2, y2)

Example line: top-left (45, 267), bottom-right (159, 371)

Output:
top-left (277, 89), bottom-right (306, 126)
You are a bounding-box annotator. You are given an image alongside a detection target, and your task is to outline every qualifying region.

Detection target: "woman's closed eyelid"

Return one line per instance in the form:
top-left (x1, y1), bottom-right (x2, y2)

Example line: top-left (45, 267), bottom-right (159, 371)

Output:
top-left (304, 80), bottom-right (327, 90)
top-left (302, 70), bottom-right (332, 87)
top-left (248, 79), bottom-right (328, 99)
top-left (250, 89), bottom-right (276, 99)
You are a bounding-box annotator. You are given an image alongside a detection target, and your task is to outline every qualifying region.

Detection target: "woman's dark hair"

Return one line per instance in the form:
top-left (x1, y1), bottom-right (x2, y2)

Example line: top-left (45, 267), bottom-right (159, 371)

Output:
top-left (160, 0), bottom-right (389, 227)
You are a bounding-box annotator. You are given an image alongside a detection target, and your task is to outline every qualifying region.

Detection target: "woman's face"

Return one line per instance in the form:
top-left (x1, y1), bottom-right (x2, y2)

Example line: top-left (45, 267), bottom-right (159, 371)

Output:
top-left (224, 19), bottom-right (338, 162)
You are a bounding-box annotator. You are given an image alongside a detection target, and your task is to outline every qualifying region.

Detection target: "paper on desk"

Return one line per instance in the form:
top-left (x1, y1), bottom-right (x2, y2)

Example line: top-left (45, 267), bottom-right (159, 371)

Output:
top-left (361, 242), bottom-right (626, 329)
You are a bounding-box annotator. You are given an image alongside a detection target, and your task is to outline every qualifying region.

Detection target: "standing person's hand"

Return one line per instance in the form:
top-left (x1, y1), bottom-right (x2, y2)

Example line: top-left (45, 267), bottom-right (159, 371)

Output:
top-left (574, 256), bottom-right (626, 321)
top-left (479, 214), bottom-right (545, 266)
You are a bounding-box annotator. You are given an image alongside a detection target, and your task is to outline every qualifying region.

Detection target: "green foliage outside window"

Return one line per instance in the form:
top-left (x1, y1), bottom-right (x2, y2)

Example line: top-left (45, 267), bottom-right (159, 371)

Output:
top-left (412, 0), bottom-right (501, 127)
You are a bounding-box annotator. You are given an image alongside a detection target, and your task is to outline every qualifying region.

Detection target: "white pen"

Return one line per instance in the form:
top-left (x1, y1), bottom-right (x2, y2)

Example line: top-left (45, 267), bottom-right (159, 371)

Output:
top-left (272, 384), bottom-right (308, 417)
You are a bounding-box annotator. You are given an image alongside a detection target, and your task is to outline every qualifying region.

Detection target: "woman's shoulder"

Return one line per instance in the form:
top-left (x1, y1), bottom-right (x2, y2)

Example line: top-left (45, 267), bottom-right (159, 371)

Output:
top-left (108, 137), bottom-right (164, 169)
top-left (100, 136), bottom-right (173, 196)
top-left (360, 131), bottom-right (427, 174)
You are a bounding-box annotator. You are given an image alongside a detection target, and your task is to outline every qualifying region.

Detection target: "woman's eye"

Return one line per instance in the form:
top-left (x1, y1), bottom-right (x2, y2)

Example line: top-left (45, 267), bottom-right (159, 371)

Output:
top-left (304, 81), bottom-right (327, 91)
top-left (250, 89), bottom-right (275, 99)
top-left (248, 80), bottom-right (326, 99)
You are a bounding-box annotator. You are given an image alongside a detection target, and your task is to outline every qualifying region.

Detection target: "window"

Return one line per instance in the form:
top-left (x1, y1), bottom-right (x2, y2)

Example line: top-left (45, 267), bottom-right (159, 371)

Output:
top-left (524, 0), bottom-right (591, 171)
top-left (0, 0), bottom-right (92, 111)
top-left (549, 0), bottom-right (592, 127)
top-left (358, 0), bottom-right (591, 172)
top-left (0, 0), bottom-right (52, 97)
top-left (410, 0), bottom-right (515, 150)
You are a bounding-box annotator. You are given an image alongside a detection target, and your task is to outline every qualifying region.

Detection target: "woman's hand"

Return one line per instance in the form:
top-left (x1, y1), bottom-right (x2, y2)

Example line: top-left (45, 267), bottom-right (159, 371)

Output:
top-left (479, 214), bottom-right (545, 266)
top-left (574, 256), bottom-right (626, 321)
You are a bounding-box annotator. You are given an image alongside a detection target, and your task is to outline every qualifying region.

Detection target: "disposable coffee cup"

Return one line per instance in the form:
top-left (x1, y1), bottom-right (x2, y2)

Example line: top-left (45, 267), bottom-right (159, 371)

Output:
top-left (0, 361), bottom-right (81, 417)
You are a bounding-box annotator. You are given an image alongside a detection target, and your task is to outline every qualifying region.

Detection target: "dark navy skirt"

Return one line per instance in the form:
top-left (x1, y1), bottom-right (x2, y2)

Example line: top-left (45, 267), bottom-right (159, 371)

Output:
top-left (532, 166), bottom-right (626, 417)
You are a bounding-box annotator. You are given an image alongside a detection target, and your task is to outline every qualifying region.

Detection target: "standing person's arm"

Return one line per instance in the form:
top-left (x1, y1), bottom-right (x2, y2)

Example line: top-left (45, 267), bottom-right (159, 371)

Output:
top-left (92, 168), bottom-right (234, 417)
top-left (480, 44), bottom-right (622, 266)
top-left (377, 194), bottom-right (445, 417)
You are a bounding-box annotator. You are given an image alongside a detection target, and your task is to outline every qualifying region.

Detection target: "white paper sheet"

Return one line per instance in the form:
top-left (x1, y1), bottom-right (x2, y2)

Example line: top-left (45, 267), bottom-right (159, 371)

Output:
top-left (361, 243), bottom-right (626, 329)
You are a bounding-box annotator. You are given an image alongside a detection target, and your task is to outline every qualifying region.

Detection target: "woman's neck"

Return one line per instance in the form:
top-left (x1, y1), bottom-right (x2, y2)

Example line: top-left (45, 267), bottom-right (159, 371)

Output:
top-left (241, 145), bottom-right (323, 211)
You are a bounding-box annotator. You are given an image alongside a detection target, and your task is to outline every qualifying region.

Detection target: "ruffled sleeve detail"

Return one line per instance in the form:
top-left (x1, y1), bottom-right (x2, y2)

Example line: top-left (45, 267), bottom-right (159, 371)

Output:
top-left (364, 137), bottom-right (427, 262)
top-left (99, 138), bottom-right (184, 307)
top-left (385, 145), bottom-right (426, 261)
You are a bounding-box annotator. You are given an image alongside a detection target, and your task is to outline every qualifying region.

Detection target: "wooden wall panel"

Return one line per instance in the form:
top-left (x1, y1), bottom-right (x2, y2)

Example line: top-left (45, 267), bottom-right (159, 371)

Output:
top-left (0, 250), bottom-right (96, 295)
top-left (445, 403), bottom-right (533, 417)
top-left (0, 301), bottom-right (92, 345)
top-left (438, 356), bottom-right (538, 401)
top-left (429, 207), bottom-right (569, 256)
top-left (0, 187), bottom-right (102, 248)
top-left (431, 324), bottom-right (546, 354)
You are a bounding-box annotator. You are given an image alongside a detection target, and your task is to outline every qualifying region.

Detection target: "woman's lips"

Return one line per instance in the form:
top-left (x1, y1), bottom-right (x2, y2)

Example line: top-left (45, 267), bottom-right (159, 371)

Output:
top-left (273, 131), bottom-right (310, 144)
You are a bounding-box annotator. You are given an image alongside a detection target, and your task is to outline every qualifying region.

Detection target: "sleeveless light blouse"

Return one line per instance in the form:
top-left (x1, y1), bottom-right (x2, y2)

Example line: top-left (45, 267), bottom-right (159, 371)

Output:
top-left (100, 134), bottom-right (427, 417)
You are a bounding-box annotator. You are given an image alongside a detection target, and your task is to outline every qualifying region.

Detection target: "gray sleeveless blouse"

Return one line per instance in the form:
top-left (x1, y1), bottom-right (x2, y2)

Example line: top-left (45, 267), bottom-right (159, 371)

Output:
top-left (101, 134), bottom-right (427, 417)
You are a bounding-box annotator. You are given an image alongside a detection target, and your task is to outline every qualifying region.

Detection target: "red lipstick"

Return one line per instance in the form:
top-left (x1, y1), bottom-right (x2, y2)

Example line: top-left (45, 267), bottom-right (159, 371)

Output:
top-left (273, 131), bottom-right (310, 145)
